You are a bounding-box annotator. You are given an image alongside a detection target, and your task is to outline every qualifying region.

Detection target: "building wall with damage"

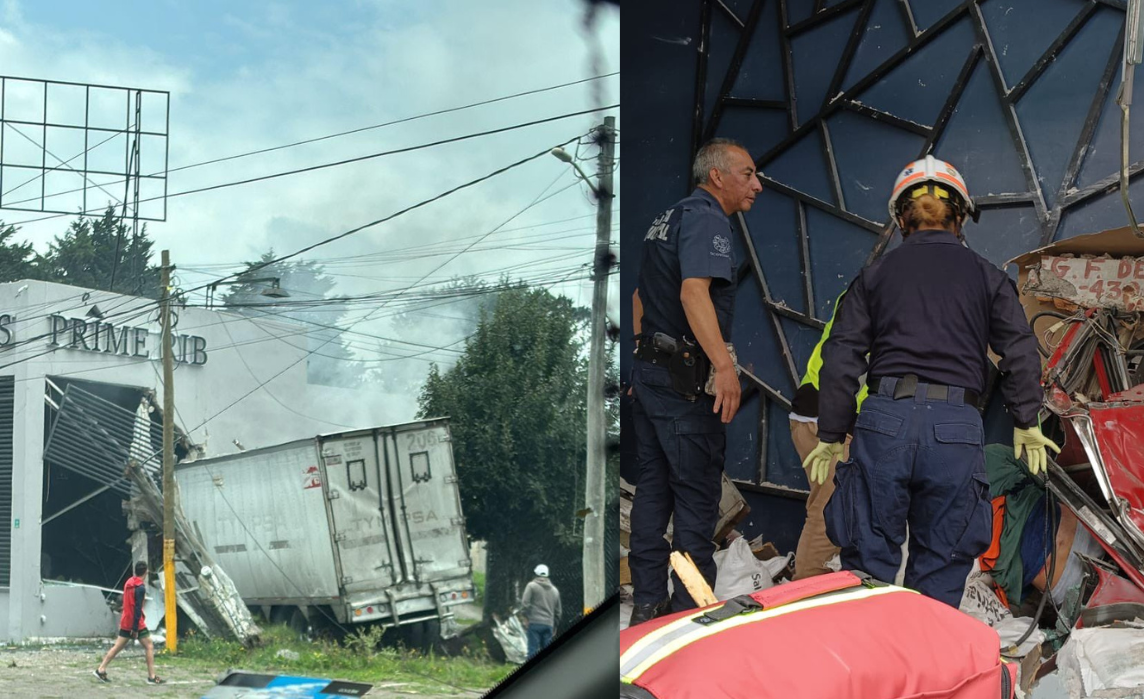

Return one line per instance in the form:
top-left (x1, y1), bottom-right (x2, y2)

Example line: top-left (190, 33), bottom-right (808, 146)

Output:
top-left (622, 0), bottom-right (1144, 552)
top-left (0, 279), bottom-right (402, 642)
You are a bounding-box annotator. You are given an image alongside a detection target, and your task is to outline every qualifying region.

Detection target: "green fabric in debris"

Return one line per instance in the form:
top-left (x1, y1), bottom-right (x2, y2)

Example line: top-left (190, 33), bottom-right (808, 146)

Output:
top-left (984, 444), bottom-right (1044, 606)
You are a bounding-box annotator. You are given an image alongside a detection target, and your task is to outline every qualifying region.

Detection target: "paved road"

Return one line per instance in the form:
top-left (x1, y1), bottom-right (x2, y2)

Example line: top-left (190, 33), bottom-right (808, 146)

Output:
top-left (0, 645), bottom-right (472, 699)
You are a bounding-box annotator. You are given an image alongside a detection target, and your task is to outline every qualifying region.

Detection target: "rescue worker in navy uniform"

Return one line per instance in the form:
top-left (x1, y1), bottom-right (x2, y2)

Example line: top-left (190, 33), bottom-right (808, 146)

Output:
top-left (628, 138), bottom-right (761, 626)
top-left (804, 155), bottom-right (1060, 607)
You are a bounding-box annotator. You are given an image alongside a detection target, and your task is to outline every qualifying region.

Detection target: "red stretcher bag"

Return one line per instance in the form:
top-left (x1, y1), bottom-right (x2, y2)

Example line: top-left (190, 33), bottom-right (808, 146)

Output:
top-left (620, 570), bottom-right (1016, 699)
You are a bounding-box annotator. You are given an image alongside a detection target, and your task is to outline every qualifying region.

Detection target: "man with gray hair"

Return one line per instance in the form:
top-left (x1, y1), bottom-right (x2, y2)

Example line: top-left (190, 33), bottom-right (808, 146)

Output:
top-left (628, 138), bottom-right (761, 626)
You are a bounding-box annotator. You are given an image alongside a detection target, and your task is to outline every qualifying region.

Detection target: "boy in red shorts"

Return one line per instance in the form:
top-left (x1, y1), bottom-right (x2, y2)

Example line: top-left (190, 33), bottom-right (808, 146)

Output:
top-left (93, 561), bottom-right (164, 685)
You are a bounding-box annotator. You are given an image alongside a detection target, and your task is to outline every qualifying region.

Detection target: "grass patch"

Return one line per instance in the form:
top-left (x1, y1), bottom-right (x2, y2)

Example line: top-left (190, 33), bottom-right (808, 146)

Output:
top-left (164, 623), bottom-right (511, 694)
top-left (473, 571), bottom-right (486, 600)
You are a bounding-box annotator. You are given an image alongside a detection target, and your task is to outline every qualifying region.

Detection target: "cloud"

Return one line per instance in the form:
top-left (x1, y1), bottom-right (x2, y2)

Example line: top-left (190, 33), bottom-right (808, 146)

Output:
top-left (0, 0), bottom-right (619, 421)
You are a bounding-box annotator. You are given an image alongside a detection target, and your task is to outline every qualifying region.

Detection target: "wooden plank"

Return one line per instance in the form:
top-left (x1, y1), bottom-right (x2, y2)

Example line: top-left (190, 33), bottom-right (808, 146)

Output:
top-left (671, 551), bottom-right (718, 607)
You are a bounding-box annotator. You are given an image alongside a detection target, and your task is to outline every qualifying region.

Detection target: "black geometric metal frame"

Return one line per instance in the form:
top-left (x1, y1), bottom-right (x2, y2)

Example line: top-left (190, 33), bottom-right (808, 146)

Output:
top-left (681, 0), bottom-right (1137, 493)
top-left (0, 75), bottom-right (169, 221)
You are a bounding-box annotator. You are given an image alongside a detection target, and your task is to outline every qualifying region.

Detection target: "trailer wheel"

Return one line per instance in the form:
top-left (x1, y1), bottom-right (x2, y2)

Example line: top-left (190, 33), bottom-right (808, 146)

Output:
top-left (401, 619), bottom-right (440, 653)
top-left (271, 606), bottom-right (311, 641)
top-left (286, 607), bottom-right (311, 640)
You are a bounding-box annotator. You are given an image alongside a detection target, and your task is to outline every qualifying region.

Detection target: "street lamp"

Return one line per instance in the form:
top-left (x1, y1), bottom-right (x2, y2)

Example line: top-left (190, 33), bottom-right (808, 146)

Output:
top-left (550, 148), bottom-right (601, 196)
top-left (205, 277), bottom-right (289, 308)
top-left (550, 117), bottom-right (615, 614)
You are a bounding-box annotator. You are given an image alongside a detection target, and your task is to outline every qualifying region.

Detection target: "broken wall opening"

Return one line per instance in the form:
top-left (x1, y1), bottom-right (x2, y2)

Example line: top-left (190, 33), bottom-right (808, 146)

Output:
top-left (40, 377), bottom-right (176, 591)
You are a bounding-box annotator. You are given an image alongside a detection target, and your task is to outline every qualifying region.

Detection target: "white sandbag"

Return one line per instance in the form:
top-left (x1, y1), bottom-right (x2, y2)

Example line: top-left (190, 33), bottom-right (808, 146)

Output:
top-left (1058, 625), bottom-right (1144, 697)
top-left (713, 537), bottom-right (775, 600)
top-left (960, 571), bottom-right (1012, 628)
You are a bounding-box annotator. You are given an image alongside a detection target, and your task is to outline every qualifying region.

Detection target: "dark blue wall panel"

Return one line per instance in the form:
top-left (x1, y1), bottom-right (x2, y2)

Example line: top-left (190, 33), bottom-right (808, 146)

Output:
top-left (937, 58), bottom-right (1029, 195)
top-left (731, 0), bottom-right (787, 101)
top-left (1014, 7), bottom-right (1124, 208)
top-left (965, 204), bottom-right (1041, 271)
top-left (981, 0), bottom-right (1086, 91)
top-left (743, 187), bottom-right (806, 314)
top-left (827, 109), bottom-right (926, 223)
top-left (765, 127), bottom-right (835, 203)
top-left (806, 207), bottom-right (879, 319)
top-left (842, 0), bottom-right (913, 92)
top-left (718, 107), bottom-right (792, 167)
top-left (791, 7), bottom-right (861, 124)
top-left (910, 0), bottom-right (964, 32)
top-left (623, 0), bottom-right (1141, 559)
top-left (857, 18), bottom-right (976, 128)
top-left (1077, 61), bottom-right (1144, 192)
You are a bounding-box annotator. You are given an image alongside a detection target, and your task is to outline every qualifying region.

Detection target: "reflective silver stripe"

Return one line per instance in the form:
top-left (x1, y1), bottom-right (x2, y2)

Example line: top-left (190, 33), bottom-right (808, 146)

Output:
top-left (620, 585), bottom-right (910, 682)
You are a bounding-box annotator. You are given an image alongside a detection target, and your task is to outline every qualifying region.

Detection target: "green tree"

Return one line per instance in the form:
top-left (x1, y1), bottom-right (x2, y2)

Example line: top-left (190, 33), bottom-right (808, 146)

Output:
top-left (0, 221), bottom-right (38, 282)
top-left (417, 285), bottom-right (588, 626)
top-left (220, 251), bottom-right (361, 388)
top-left (37, 207), bottom-right (160, 297)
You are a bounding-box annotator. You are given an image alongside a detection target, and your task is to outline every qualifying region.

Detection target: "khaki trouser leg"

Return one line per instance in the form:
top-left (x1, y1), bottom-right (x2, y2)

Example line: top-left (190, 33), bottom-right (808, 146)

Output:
top-left (790, 420), bottom-right (849, 580)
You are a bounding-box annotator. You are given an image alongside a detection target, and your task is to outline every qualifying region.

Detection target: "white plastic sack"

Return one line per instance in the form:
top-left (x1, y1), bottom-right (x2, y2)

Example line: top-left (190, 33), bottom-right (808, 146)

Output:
top-left (960, 572), bottom-right (1012, 628)
top-left (713, 537), bottom-right (778, 600)
top-left (492, 613), bottom-right (529, 665)
top-left (959, 570), bottom-right (1044, 658)
top-left (1058, 625), bottom-right (1144, 697)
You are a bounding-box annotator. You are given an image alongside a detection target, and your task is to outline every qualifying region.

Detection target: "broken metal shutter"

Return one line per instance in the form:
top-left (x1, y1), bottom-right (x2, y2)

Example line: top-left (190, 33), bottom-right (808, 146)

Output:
top-left (0, 376), bottom-right (13, 586)
top-left (44, 384), bottom-right (161, 496)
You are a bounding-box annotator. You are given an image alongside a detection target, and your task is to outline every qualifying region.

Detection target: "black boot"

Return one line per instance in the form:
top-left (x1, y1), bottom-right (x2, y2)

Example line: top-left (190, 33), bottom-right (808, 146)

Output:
top-left (628, 600), bottom-right (669, 627)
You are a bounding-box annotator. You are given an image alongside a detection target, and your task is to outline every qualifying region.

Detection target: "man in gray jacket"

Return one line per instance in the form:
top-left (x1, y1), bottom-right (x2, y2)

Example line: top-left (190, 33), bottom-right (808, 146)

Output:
top-left (521, 564), bottom-right (562, 659)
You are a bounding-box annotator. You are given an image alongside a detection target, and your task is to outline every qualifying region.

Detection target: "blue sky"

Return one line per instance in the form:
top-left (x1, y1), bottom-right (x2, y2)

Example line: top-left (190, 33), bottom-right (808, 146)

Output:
top-left (0, 0), bottom-right (619, 418)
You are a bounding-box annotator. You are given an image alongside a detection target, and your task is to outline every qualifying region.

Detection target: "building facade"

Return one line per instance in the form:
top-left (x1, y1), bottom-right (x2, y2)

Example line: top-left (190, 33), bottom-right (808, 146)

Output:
top-left (0, 280), bottom-right (398, 642)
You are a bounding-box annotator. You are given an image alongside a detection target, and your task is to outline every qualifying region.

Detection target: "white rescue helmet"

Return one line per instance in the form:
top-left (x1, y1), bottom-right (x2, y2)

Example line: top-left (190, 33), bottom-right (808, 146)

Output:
top-left (888, 154), bottom-right (978, 226)
top-left (534, 564), bottom-right (549, 577)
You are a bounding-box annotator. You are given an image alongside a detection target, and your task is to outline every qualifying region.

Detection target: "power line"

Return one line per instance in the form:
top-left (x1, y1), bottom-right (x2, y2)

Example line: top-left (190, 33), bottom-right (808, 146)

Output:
top-left (185, 133), bottom-right (591, 295)
top-left (6, 104), bottom-right (618, 228)
top-left (0, 130), bottom-right (596, 375)
top-left (167, 71), bottom-right (617, 175)
top-left (2, 72), bottom-right (618, 210)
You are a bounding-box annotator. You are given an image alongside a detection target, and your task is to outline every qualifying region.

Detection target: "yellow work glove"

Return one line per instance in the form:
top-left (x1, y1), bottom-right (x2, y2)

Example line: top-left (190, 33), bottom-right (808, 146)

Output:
top-left (802, 440), bottom-right (845, 486)
top-left (1013, 426), bottom-right (1061, 476)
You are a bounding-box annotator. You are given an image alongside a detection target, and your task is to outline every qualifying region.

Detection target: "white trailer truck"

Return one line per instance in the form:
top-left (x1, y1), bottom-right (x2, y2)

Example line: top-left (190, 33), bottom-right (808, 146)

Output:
top-left (176, 418), bottom-right (475, 642)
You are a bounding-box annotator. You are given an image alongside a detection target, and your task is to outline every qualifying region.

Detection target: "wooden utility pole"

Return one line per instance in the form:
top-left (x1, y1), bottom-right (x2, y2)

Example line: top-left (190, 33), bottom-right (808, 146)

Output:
top-left (583, 116), bottom-right (615, 613)
top-left (160, 249), bottom-right (177, 652)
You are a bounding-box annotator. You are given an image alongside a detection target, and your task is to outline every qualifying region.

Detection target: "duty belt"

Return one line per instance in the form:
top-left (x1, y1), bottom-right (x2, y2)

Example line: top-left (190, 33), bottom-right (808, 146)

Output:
top-left (869, 375), bottom-right (981, 407)
top-left (633, 338), bottom-right (672, 365)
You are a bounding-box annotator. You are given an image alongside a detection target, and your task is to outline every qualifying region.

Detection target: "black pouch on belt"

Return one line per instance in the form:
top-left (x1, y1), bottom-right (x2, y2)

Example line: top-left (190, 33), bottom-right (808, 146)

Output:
top-left (668, 337), bottom-right (708, 400)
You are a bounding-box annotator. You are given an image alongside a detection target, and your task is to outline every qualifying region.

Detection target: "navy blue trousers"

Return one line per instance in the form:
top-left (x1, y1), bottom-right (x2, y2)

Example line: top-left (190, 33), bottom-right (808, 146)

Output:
top-left (824, 378), bottom-right (993, 607)
top-left (526, 623), bottom-right (553, 659)
top-left (629, 359), bottom-right (724, 611)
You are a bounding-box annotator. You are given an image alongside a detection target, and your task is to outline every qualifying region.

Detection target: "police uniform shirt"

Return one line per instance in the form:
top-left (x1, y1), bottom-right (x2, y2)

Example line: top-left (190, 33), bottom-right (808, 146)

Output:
top-left (817, 229), bottom-right (1042, 443)
top-left (638, 188), bottom-right (737, 343)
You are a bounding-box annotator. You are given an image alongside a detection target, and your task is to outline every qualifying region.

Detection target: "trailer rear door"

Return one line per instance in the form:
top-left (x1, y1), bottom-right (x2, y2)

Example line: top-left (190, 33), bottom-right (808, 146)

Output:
top-left (318, 430), bottom-right (399, 591)
top-left (382, 420), bottom-right (470, 583)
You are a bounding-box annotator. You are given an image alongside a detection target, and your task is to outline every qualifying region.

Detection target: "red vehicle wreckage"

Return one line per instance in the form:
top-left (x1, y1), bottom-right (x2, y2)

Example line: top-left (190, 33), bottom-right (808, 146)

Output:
top-left (1018, 227), bottom-right (1144, 617)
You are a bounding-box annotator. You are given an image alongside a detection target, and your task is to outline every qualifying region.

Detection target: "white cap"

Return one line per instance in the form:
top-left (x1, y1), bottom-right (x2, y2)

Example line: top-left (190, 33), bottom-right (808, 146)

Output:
top-left (534, 564), bottom-right (549, 577)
